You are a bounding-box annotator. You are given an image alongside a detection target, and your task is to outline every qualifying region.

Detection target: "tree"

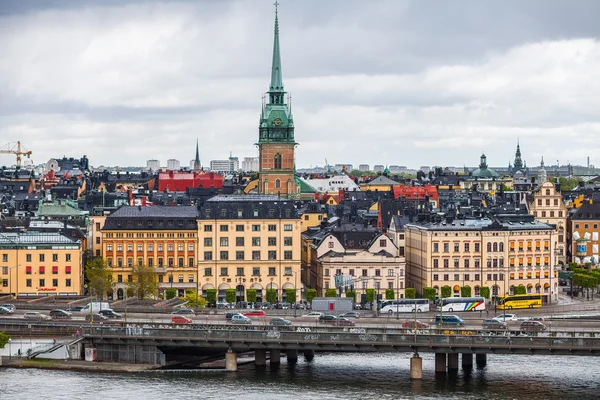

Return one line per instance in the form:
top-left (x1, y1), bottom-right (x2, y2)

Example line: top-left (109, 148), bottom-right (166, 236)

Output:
top-left (345, 289), bottom-right (356, 302)
top-left (266, 288), bottom-right (277, 303)
top-left (422, 287), bottom-right (436, 302)
top-left (567, 262), bottom-right (579, 271)
top-left (325, 288), bottom-right (337, 297)
top-left (206, 289), bottom-right (217, 304)
top-left (405, 288), bottom-right (416, 299)
top-left (165, 288), bottom-right (177, 300)
top-left (461, 286), bottom-right (472, 297)
top-left (85, 258), bottom-right (113, 300)
top-left (246, 289), bottom-right (257, 303)
top-left (0, 331), bottom-right (9, 349)
top-left (286, 289), bottom-right (296, 304)
top-left (306, 288), bottom-right (317, 303)
top-left (182, 290), bottom-right (207, 309)
top-left (441, 286), bottom-right (452, 298)
top-left (127, 264), bottom-right (158, 300)
top-left (385, 288), bottom-right (395, 300)
top-left (365, 288), bottom-right (376, 303)
top-left (514, 285), bottom-right (527, 295)
top-left (480, 286), bottom-right (490, 299)
top-left (225, 289), bottom-right (236, 304)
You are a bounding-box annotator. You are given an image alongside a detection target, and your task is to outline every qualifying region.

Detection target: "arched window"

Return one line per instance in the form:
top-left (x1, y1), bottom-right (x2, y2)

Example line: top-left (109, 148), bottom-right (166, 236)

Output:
top-left (274, 153), bottom-right (282, 169)
top-left (499, 242), bottom-right (504, 252)
top-left (493, 242), bottom-right (498, 252)
top-left (275, 179), bottom-right (281, 189)
top-left (487, 243), bottom-right (492, 252)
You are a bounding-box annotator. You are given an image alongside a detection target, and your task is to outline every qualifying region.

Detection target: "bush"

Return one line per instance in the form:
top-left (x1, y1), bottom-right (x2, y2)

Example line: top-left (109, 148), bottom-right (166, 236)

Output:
top-left (286, 289), bottom-right (297, 304)
top-left (266, 288), bottom-right (277, 303)
top-left (165, 288), bottom-right (177, 300)
top-left (460, 286), bottom-right (472, 297)
top-left (0, 331), bottom-right (10, 349)
top-left (246, 289), bottom-right (257, 303)
top-left (325, 288), bottom-right (337, 297)
top-left (441, 286), bottom-right (452, 298)
top-left (225, 289), bottom-right (236, 304)
top-left (514, 285), bottom-right (526, 295)
top-left (365, 288), bottom-right (376, 303)
top-left (345, 290), bottom-right (356, 302)
top-left (422, 287), bottom-right (436, 302)
top-left (480, 286), bottom-right (490, 299)
top-left (206, 289), bottom-right (217, 304)
top-left (385, 288), bottom-right (395, 300)
top-left (405, 288), bottom-right (416, 299)
top-left (306, 288), bottom-right (317, 303)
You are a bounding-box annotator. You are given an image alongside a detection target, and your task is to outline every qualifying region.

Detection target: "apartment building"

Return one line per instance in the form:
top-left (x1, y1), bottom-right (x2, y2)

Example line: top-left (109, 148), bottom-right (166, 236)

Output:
top-left (569, 201), bottom-right (600, 264)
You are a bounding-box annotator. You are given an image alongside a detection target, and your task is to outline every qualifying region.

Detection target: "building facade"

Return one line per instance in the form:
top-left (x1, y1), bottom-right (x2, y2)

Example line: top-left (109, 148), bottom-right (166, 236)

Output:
top-left (569, 201), bottom-right (600, 265)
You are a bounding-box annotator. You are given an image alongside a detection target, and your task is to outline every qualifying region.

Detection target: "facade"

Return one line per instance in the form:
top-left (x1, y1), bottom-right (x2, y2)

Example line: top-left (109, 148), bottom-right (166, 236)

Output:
top-left (242, 157), bottom-right (259, 172)
top-left (197, 195), bottom-right (302, 303)
top-left (158, 171), bottom-right (224, 192)
top-left (167, 159), bottom-right (180, 171)
top-left (101, 206), bottom-right (198, 299)
top-left (89, 214), bottom-right (107, 258)
top-left (210, 155), bottom-right (239, 174)
top-left (569, 201), bottom-right (600, 264)
top-left (374, 165), bottom-right (385, 172)
top-left (405, 217), bottom-right (558, 303)
top-left (358, 164), bottom-right (370, 172)
top-left (257, 10), bottom-right (297, 196)
top-left (146, 159), bottom-right (160, 171)
top-left (0, 232), bottom-right (82, 297)
top-left (298, 174), bottom-right (359, 193)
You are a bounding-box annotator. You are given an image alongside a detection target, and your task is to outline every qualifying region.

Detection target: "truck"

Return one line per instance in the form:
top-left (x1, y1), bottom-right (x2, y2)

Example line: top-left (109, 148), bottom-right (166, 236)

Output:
top-left (81, 302), bottom-right (110, 313)
top-left (311, 297), bottom-right (354, 313)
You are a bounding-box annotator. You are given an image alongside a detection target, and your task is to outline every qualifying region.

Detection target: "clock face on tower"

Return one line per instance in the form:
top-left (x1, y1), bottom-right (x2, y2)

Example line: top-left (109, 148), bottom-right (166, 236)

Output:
top-left (274, 118), bottom-right (282, 126)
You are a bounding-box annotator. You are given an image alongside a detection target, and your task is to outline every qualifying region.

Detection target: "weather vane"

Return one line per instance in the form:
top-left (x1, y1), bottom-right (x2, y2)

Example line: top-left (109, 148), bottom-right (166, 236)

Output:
top-left (274, 1), bottom-right (279, 14)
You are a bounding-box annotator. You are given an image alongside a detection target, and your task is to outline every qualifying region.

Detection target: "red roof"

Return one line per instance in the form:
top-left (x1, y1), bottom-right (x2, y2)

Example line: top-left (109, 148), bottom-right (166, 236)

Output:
top-left (393, 184), bottom-right (438, 200)
top-left (158, 171), bottom-right (223, 192)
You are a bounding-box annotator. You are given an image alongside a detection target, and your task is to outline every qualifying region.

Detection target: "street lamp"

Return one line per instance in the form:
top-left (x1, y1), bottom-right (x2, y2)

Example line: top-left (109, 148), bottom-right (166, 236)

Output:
top-left (8, 338), bottom-right (11, 360)
top-left (395, 272), bottom-right (400, 319)
top-left (293, 271), bottom-right (299, 318)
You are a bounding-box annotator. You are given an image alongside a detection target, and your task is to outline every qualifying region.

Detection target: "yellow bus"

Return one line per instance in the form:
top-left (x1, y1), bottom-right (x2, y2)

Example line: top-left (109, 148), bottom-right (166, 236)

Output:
top-left (497, 294), bottom-right (542, 310)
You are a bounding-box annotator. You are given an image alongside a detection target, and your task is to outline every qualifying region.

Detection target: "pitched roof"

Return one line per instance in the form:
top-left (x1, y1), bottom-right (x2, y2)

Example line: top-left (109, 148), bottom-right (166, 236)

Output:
top-left (366, 175), bottom-right (397, 186)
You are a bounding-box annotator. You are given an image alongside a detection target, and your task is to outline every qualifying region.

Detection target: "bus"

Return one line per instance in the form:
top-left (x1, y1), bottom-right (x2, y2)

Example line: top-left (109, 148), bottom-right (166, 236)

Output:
top-left (497, 294), bottom-right (542, 309)
top-left (380, 298), bottom-right (430, 314)
top-left (438, 297), bottom-right (486, 312)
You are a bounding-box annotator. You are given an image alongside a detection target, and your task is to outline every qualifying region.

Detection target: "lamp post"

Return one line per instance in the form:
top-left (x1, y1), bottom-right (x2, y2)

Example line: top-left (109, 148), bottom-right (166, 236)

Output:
top-left (8, 338), bottom-right (11, 360)
top-left (396, 272), bottom-right (400, 319)
top-left (293, 271), bottom-right (299, 318)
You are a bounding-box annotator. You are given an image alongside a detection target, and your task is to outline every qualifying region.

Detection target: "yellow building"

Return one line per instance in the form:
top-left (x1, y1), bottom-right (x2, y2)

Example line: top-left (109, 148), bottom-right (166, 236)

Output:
top-left (300, 205), bottom-right (327, 232)
top-left (101, 206), bottom-right (198, 299)
top-left (0, 232), bottom-right (83, 297)
top-left (405, 217), bottom-right (558, 303)
top-left (90, 214), bottom-right (107, 258)
top-left (197, 195), bottom-right (301, 303)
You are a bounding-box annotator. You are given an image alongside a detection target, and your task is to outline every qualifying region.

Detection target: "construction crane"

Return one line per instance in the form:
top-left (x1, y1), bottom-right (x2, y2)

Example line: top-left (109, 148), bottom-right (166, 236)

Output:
top-left (0, 141), bottom-right (32, 167)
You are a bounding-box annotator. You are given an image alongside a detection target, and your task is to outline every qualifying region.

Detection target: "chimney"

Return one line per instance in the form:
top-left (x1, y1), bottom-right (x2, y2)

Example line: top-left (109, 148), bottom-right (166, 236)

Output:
top-left (128, 188), bottom-right (133, 205)
top-left (338, 189), bottom-right (345, 202)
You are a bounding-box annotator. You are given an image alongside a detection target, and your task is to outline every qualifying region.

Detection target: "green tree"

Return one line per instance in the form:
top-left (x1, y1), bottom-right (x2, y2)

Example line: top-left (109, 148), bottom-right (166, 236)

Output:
top-left (286, 289), bottom-right (297, 304)
top-left (422, 287), bottom-right (436, 302)
top-left (558, 176), bottom-right (579, 191)
top-left (461, 286), bottom-right (472, 297)
top-left (266, 288), bottom-right (277, 303)
top-left (345, 289), bottom-right (356, 302)
top-left (306, 288), bottom-right (317, 303)
top-left (385, 288), bottom-right (395, 300)
top-left (365, 288), bottom-right (376, 303)
top-left (85, 258), bottom-right (113, 300)
top-left (246, 289), bottom-right (257, 303)
top-left (182, 290), bottom-right (207, 309)
top-left (127, 264), bottom-right (158, 300)
top-left (0, 331), bottom-right (10, 349)
top-left (206, 289), bottom-right (217, 304)
top-left (165, 288), bottom-right (177, 300)
top-left (441, 286), bottom-right (452, 298)
top-left (480, 286), bottom-right (490, 299)
top-left (567, 262), bottom-right (579, 271)
top-left (405, 288), bottom-right (416, 299)
top-left (325, 288), bottom-right (337, 297)
top-left (514, 285), bottom-right (527, 295)
top-left (225, 289), bottom-right (236, 304)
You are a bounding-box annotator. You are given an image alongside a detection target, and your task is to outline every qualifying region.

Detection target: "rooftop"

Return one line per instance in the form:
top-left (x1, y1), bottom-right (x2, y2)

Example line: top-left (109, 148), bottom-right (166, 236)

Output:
top-left (108, 206), bottom-right (198, 219)
top-left (0, 232), bottom-right (80, 246)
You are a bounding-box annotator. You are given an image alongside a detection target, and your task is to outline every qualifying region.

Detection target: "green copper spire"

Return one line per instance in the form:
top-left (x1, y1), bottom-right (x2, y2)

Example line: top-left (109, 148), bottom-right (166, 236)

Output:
top-left (193, 138), bottom-right (201, 170)
top-left (269, 1), bottom-right (284, 101)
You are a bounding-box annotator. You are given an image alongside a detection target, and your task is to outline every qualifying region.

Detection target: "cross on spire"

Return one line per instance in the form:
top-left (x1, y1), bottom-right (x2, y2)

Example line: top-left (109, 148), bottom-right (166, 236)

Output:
top-left (274, 1), bottom-right (279, 13)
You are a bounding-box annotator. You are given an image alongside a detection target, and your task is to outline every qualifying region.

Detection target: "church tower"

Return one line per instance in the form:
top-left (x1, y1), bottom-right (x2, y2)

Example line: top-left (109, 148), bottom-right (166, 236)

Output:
top-left (257, 3), bottom-right (297, 196)
top-left (513, 140), bottom-right (524, 174)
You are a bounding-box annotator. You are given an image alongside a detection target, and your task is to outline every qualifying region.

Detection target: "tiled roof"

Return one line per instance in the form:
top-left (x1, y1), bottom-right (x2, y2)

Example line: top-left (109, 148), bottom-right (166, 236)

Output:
top-left (108, 206), bottom-right (198, 218)
top-left (0, 232), bottom-right (80, 246)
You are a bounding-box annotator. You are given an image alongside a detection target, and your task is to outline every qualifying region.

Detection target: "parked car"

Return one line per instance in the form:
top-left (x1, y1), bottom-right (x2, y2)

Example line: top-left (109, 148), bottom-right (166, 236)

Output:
top-left (260, 302), bottom-right (273, 310)
top-left (334, 317), bottom-right (355, 326)
top-left (0, 306), bottom-right (14, 315)
top-left (49, 309), bottom-right (73, 319)
top-left (236, 301), bottom-right (249, 309)
top-left (482, 319), bottom-right (508, 330)
top-left (319, 314), bottom-right (338, 322)
top-left (23, 311), bottom-right (51, 321)
top-left (520, 321), bottom-right (547, 332)
top-left (85, 313), bottom-right (108, 322)
top-left (274, 302), bottom-right (290, 309)
top-left (402, 320), bottom-right (430, 329)
top-left (0, 304), bottom-right (16, 312)
top-left (269, 317), bottom-right (292, 326)
top-left (171, 308), bottom-right (195, 315)
top-left (217, 301), bottom-right (233, 309)
top-left (244, 310), bottom-right (266, 317)
top-left (339, 311), bottom-right (361, 319)
top-left (528, 316), bottom-right (545, 322)
top-left (305, 312), bottom-right (324, 318)
top-left (98, 309), bottom-right (122, 319)
top-left (494, 314), bottom-right (518, 322)
top-left (231, 314), bottom-right (252, 324)
top-left (67, 306), bottom-right (85, 312)
top-left (172, 315), bottom-right (192, 324)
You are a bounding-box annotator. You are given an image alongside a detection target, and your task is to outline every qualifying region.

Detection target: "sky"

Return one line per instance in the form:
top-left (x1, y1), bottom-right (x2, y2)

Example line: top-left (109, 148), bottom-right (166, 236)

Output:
top-left (1, 0), bottom-right (600, 170)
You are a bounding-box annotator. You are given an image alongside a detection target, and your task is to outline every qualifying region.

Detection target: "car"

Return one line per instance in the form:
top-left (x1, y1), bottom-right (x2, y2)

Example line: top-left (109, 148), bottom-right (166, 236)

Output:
top-left (435, 315), bottom-right (465, 326)
top-left (319, 314), bottom-right (338, 322)
top-left (231, 314), bottom-right (252, 324)
top-left (269, 317), bottom-right (292, 326)
top-left (236, 301), bottom-right (249, 309)
top-left (98, 309), bottom-right (122, 319)
top-left (482, 319), bottom-right (508, 330)
top-left (0, 304), bottom-right (16, 312)
top-left (402, 320), bottom-right (430, 329)
top-left (494, 314), bottom-right (518, 322)
top-left (217, 301), bottom-right (233, 309)
top-left (85, 313), bottom-right (108, 322)
top-left (339, 311), bottom-right (361, 319)
top-left (67, 306), bottom-right (85, 312)
top-left (260, 302), bottom-right (273, 310)
top-left (0, 306), bottom-right (14, 315)
top-left (528, 316), bottom-right (545, 322)
top-left (334, 317), bottom-right (355, 326)
top-left (520, 321), bottom-right (547, 332)
top-left (23, 311), bottom-right (51, 321)
top-left (274, 302), bottom-right (290, 309)
top-left (171, 308), bottom-right (195, 315)
top-left (172, 315), bottom-right (192, 324)
top-left (305, 312), bottom-right (324, 318)
top-left (49, 309), bottom-right (73, 319)
top-left (226, 312), bottom-right (239, 320)
top-left (244, 310), bottom-right (266, 317)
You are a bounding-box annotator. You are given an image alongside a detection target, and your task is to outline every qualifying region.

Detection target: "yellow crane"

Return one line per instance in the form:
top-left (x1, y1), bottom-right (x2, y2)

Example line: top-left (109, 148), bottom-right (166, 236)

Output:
top-left (0, 141), bottom-right (32, 167)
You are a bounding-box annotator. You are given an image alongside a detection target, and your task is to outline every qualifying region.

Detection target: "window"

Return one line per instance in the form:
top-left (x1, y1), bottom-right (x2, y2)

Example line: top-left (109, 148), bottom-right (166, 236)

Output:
top-left (39, 278), bottom-right (45, 287)
top-left (237, 267), bottom-right (244, 276)
top-left (220, 267), bottom-right (228, 276)
top-left (253, 267), bottom-right (260, 276)
top-left (204, 225), bottom-right (213, 232)
top-left (252, 251), bottom-right (261, 260)
top-left (236, 251), bottom-right (244, 260)
top-left (284, 267), bottom-right (292, 276)
top-left (26, 279), bottom-right (32, 287)
top-left (158, 244), bottom-right (163, 251)
top-left (474, 274), bottom-right (480, 281)
top-left (575, 224), bottom-right (579, 229)
top-left (168, 244), bottom-right (174, 251)
top-left (284, 251), bottom-right (292, 260)
top-left (234, 224), bottom-right (244, 232)
top-left (454, 242), bottom-right (459, 252)
top-left (26, 254), bottom-right (32, 262)
top-left (220, 237), bottom-right (229, 247)
top-left (52, 266), bottom-right (58, 274)
top-left (375, 269), bottom-right (381, 277)
top-left (433, 243), bottom-right (439, 252)
top-left (127, 244), bottom-right (133, 252)
top-left (329, 242), bottom-right (334, 249)
top-left (52, 278), bottom-right (58, 287)
top-left (268, 251), bottom-right (277, 260)
top-left (349, 269), bottom-right (354, 276)
top-left (157, 257), bottom-right (163, 267)
top-left (220, 224), bottom-right (229, 232)
top-left (433, 259), bottom-right (439, 268)
top-left (274, 153), bottom-right (282, 169)
top-left (474, 243), bottom-right (480, 252)
top-left (39, 254), bottom-right (45, 262)
top-left (487, 243), bottom-right (492, 252)
top-left (268, 267), bottom-right (276, 276)
top-left (464, 259), bottom-right (470, 268)
top-left (252, 225), bottom-right (261, 232)
top-left (1, 267), bottom-right (6, 274)
top-left (443, 274), bottom-right (449, 281)
top-left (252, 237), bottom-right (261, 246)
top-left (474, 259), bottom-right (480, 268)
top-left (137, 244), bottom-right (143, 252)
top-left (454, 274), bottom-right (459, 281)
top-left (39, 266), bottom-right (45, 275)
top-left (178, 274), bottom-right (184, 283)
top-left (443, 243), bottom-right (449, 252)
top-left (443, 259), bottom-right (449, 268)
top-left (268, 224), bottom-right (277, 232)
top-left (178, 244), bottom-right (184, 252)
top-left (380, 239), bottom-right (387, 247)
top-left (236, 237), bottom-right (244, 246)
top-left (117, 258), bottom-right (123, 267)
top-left (362, 269), bottom-right (368, 277)
top-left (204, 251), bottom-right (213, 260)
top-left (220, 251), bottom-right (229, 260)
top-left (284, 237), bottom-right (293, 246)
top-left (65, 278), bottom-right (71, 287)
top-left (204, 268), bottom-right (212, 276)
top-left (464, 243), bottom-right (470, 252)
top-left (284, 224), bottom-right (292, 231)
top-left (51, 254), bottom-right (58, 262)
top-left (454, 259), bottom-right (459, 268)
top-left (178, 257), bottom-right (184, 267)
top-left (433, 274), bottom-right (439, 281)
top-left (464, 274), bottom-right (470, 281)
top-left (268, 237), bottom-right (277, 246)
top-left (128, 258), bottom-right (133, 267)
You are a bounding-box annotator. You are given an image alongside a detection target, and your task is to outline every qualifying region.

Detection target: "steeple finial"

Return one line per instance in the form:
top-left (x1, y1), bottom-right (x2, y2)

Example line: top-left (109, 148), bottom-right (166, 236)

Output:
top-left (194, 138), bottom-right (201, 170)
top-left (269, 1), bottom-right (284, 97)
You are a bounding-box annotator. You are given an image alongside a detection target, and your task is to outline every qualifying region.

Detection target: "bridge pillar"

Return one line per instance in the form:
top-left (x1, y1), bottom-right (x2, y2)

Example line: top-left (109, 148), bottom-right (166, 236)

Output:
top-left (476, 353), bottom-right (487, 367)
top-left (462, 353), bottom-right (473, 369)
top-left (270, 349), bottom-right (281, 365)
top-left (255, 349), bottom-right (267, 366)
top-left (225, 350), bottom-right (237, 372)
top-left (410, 354), bottom-right (422, 380)
top-left (287, 349), bottom-right (298, 363)
top-left (304, 350), bottom-right (315, 362)
top-left (435, 353), bottom-right (446, 374)
top-left (447, 353), bottom-right (459, 370)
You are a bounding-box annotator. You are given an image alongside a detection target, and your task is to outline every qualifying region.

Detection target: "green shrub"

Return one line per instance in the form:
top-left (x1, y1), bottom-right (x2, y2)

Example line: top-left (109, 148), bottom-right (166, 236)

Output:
top-left (405, 288), bottom-right (416, 299)
top-left (325, 288), bottom-right (337, 297)
top-left (365, 288), bottom-right (376, 303)
top-left (266, 288), bottom-right (277, 303)
top-left (246, 289), bottom-right (257, 303)
top-left (306, 288), bottom-right (317, 303)
top-left (422, 287), bottom-right (436, 302)
top-left (441, 286), bottom-right (452, 298)
top-left (480, 286), bottom-right (490, 299)
top-left (345, 290), bottom-right (356, 302)
top-left (165, 288), bottom-right (177, 300)
top-left (206, 289), bottom-right (217, 304)
top-left (285, 289), bottom-right (297, 303)
top-left (385, 288), bottom-right (395, 300)
top-left (460, 286), bottom-right (472, 297)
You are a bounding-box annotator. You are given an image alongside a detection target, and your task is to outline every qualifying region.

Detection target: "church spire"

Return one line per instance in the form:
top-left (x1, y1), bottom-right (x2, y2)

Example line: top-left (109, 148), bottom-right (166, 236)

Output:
top-left (269, 1), bottom-right (285, 102)
top-left (193, 138), bottom-right (201, 170)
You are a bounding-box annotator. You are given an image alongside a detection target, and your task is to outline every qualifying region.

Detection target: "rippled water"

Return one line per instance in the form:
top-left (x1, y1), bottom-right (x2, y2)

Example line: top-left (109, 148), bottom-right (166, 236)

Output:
top-left (1, 352), bottom-right (598, 399)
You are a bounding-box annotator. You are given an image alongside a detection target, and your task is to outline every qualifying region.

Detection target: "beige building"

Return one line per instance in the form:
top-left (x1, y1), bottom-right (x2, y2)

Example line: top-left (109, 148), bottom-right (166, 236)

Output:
top-left (405, 216), bottom-right (558, 303)
top-left (197, 195), bottom-right (302, 303)
top-left (569, 201), bottom-right (600, 265)
top-left (0, 232), bottom-right (83, 297)
top-left (90, 214), bottom-right (107, 258)
top-left (529, 180), bottom-right (568, 267)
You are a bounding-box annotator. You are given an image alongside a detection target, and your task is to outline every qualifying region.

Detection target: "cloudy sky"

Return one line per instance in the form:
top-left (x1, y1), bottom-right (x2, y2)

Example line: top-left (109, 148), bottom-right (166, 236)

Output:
top-left (1, 0), bottom-right (599, 170)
